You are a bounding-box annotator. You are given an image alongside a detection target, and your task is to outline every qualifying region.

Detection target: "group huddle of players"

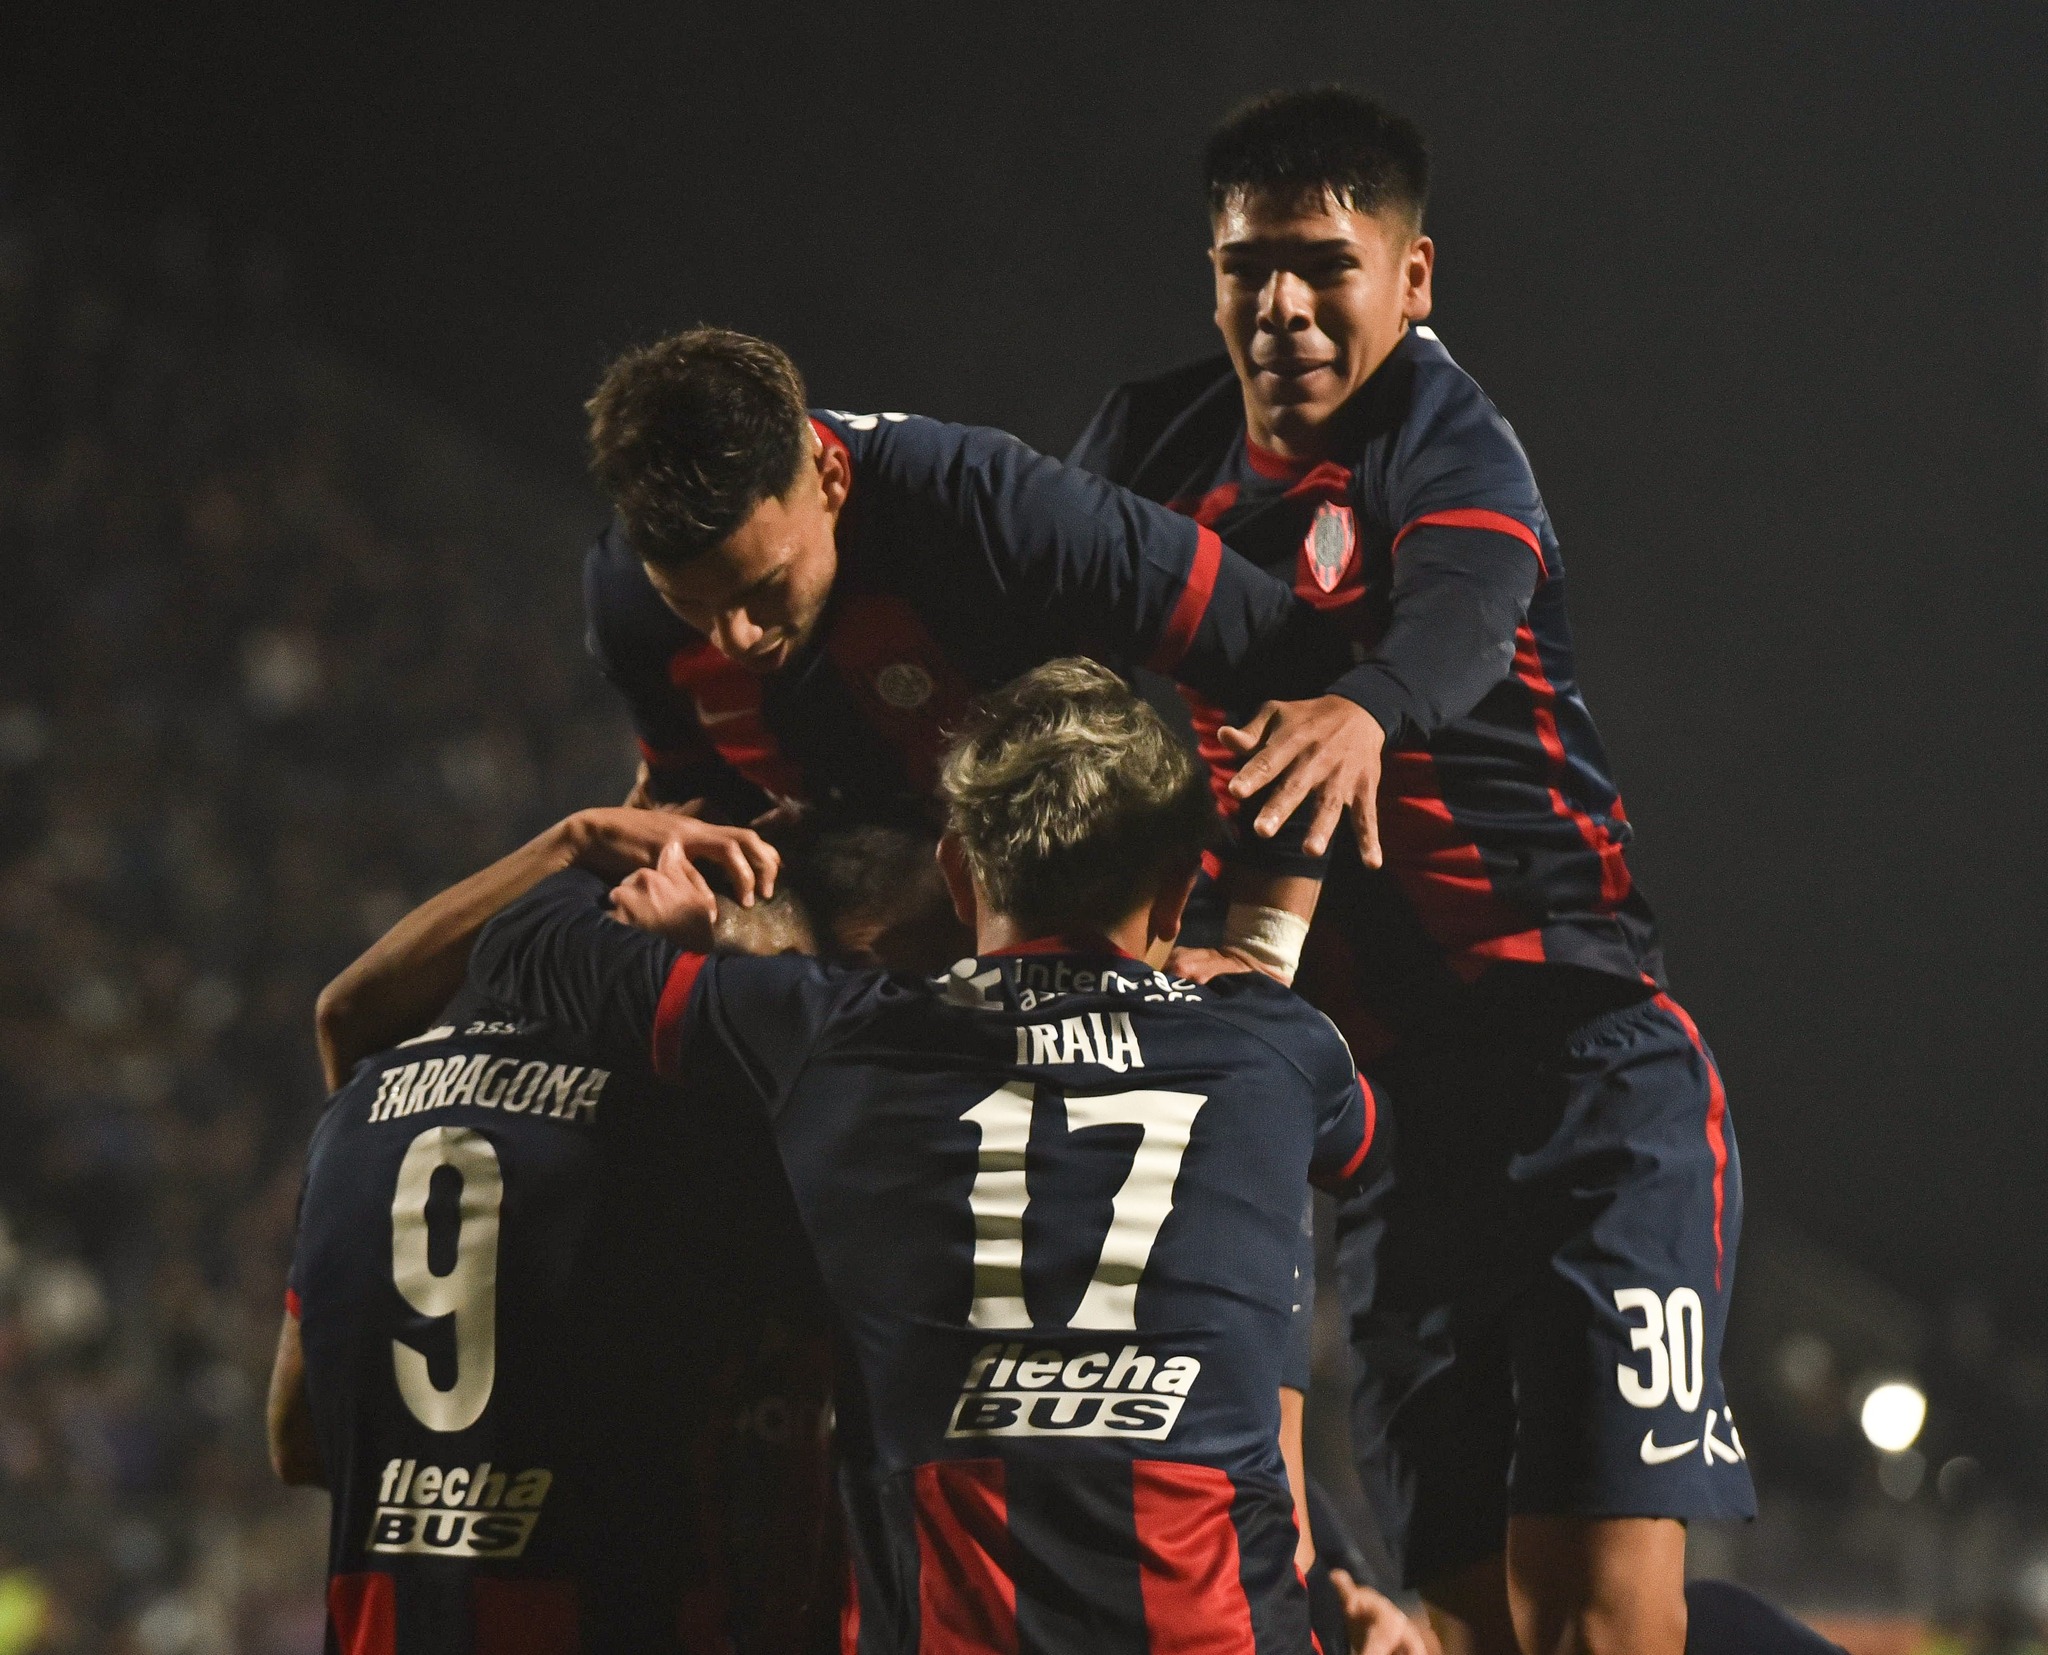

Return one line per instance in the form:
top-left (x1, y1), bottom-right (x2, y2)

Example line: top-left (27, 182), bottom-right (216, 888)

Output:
top-left (261, 88), bottom-right (1843, 1655)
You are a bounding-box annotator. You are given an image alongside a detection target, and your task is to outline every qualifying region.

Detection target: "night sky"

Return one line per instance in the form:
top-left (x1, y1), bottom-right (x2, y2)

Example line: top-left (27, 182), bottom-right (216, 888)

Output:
top-left (10, 3), bottom-right (2047, 1329)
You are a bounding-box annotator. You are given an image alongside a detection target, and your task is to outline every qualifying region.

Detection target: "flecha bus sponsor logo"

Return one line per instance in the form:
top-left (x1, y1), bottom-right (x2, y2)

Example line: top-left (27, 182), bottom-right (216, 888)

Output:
top-left (365, 1459), bottom-right (553, 1559)
top-left (946, 1342), bottom-right (1201, 1441)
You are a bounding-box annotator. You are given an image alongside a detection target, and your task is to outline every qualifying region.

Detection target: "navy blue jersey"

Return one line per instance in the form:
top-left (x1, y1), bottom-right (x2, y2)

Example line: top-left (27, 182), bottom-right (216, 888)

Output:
top-left (470, 875), bottom-right (1375, 1655)
top-left (585, 410), bottom-right (1338, 829)
top-left (287, 887), bottom-right (835, 1655)
top-left (1071, 330), bottom-right (1664, 1041)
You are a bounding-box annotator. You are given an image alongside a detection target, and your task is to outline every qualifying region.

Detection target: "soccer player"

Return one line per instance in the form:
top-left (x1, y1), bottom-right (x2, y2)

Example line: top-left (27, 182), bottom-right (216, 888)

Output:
top-left (269, 812), bottom-right (847, 1654)
top-left (467, 660), bottom-right (1403, 1653)
top-left (1069, 88), bottom-right (1753, 1655)
top-left (578, 325), bottom-right (1362, 873)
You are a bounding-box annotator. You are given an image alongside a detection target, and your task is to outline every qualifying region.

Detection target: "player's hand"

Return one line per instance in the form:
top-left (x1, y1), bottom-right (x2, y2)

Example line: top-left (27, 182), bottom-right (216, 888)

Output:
top-left (1167, 945), bottom-right (1263, 984)
top-left (564, 808), bottom-right (778, 904)
top-left (1326, 1570), bottom-right (1431, 1655)
top-left (609, 840), bottom-right (719, 947)
top-left (1221, 697), bottom-right (1386, 867)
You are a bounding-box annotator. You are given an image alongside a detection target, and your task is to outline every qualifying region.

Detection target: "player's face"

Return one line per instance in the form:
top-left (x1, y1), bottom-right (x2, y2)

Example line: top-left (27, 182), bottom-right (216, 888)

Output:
top-left (1210, 187), bottom-right (1434, 456)
top-left (643, 437), bottom-right (850, 673)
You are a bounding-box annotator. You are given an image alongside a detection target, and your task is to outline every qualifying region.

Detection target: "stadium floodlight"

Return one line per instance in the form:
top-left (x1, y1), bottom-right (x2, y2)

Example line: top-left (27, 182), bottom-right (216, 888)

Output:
top-left (1859, 1381), bottom-right (1928, 1453)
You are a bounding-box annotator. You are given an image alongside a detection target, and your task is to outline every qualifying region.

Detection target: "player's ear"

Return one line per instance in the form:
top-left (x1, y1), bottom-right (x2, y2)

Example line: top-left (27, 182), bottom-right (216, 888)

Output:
top-left (935, 835), bottom-right (979, 930)
top-left (1401, 233), bottom-right (1435, 322)
top-left (1147, 858), bottom-right (1202, 951)
top-left (816, 434), bottom-right (852, 515)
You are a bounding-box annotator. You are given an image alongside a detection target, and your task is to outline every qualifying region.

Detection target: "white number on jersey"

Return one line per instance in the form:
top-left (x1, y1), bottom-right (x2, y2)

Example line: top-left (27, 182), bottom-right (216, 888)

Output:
top-left (964, 1083), bottom-right (1208, 1331)
top-left (390, 1125), bottom-right (502, 1431)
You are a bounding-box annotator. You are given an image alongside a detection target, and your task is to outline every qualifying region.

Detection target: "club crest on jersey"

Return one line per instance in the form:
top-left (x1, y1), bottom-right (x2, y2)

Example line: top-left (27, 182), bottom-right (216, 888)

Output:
top-left (874, 661), bottom-right (935, 709)
top-left (1304, 501), bottom-right (1357, 593)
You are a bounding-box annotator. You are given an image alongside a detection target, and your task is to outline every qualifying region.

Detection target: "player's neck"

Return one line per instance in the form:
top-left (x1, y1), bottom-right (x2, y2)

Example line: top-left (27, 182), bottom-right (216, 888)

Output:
top-left (976, 908), bottom-right (1163, 966)
top-left (1241, 403), bottom-right (1330, 467)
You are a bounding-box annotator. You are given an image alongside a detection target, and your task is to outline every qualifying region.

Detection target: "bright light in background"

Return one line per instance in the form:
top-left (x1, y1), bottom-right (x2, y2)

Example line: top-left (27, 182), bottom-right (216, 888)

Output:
top-left (1860, 1381), bottom-right (1928, 1452)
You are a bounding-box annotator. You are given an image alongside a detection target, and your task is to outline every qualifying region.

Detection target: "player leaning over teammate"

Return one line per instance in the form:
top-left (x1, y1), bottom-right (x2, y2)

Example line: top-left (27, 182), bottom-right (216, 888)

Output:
top-left (578, 326), bottom-right (1349, 835)
top-left (467, 659), bottom-right (1401, 1654)
top-left (1069, 88), bottom-right (1774, 1655)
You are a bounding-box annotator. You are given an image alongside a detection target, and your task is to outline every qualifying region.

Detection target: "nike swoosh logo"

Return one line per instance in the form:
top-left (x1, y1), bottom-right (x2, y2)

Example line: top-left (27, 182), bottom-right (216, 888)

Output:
top-left (1640, 1431), bottom-right (1700, 1465)
top-left (696, 706), bottom-right (753, 727)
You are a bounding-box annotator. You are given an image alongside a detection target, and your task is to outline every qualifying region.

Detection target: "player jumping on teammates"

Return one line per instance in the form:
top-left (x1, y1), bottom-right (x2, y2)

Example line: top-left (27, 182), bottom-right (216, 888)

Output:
top-left (1069, 87), bottom-right (1757, 1655)
top-left (467, 660), bottom-right (1423, 1654)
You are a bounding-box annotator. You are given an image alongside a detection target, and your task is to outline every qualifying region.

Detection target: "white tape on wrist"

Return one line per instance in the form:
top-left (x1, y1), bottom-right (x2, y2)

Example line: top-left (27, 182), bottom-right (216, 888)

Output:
top-left (1224, 903), bottom-right (1311, 985)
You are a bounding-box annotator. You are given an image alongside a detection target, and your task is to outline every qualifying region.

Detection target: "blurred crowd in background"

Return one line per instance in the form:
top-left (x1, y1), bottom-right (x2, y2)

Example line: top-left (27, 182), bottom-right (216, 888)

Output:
top-left (0, 187), bottom-right (617, 1652)
top-left (2, 188), bottom-right (2048, 1654)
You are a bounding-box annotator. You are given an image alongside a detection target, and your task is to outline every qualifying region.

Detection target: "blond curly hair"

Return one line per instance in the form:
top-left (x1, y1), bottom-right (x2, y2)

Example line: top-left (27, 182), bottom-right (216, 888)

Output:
top-left (938, 659), bottom-right (1215, 936)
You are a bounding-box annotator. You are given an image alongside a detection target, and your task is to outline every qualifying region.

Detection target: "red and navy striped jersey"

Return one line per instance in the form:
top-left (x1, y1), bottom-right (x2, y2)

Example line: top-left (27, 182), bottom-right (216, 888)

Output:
top-left (584, 409), bottom-right (1339, 830)
top-left (470, 873), bottom-right (1376, 1655)
top-left (1070, 328), bottom-right (1664, 1045)
top-left (287, 965), bottom-right (837, 1655)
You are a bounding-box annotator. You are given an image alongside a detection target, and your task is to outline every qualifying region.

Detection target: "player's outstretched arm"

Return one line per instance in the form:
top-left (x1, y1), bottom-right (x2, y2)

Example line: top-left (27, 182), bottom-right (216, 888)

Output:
top-left (1222, 515), bottom-right (1544, 869)
top-left (312, 809), bottom-right (777, 1090)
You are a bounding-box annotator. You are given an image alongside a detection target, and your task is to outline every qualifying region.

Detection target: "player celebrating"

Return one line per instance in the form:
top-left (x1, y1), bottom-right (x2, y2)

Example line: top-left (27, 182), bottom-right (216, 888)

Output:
top-left (468, 660), bottom-right (1411, 1654)
top-left (268, 812), bottom-right (851, 1654)
top-left (578, 325), bottom-right (1356, 848)
top-left (1069, 88), bottom-right (1753, 1655)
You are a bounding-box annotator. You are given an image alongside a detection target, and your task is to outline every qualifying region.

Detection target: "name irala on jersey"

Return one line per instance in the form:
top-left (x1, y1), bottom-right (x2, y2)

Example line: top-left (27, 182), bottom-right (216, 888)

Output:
top-left (1013, 1012), bottom-right (1146, 1072)
top-left (366, 1056), bottom-right (610, 1125)
top-left (366, 1459), bottom-right (553, 1559)
top-left (946, 1342), bottom-right (1201, 1441)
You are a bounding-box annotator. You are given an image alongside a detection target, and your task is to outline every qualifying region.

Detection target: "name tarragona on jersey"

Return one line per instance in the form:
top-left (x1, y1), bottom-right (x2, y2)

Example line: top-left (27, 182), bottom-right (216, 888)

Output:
top-left (364, 1056), bottom-right (612, 1125)
top-left (366, 1459), bottom-right (556, 1559)
top-left (947, 1343), bottom-right (1204, 1441)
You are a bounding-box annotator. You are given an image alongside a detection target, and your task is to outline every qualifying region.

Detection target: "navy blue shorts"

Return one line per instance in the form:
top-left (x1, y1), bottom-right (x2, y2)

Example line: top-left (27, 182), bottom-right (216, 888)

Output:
top-left (1335, 967), bottom-right (1756, 1589)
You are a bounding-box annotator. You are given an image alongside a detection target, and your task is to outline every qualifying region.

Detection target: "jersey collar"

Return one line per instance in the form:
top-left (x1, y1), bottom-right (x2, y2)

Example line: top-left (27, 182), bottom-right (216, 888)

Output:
top-left (986, 935), bottom-right (1146, 963)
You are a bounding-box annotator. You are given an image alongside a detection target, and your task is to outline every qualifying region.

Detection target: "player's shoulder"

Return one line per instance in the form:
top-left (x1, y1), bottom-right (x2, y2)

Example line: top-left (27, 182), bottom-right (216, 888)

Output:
top-left (1384, 326), bottom-right (1533, 469)
top-left (1186, 973), bottom-right (1357, 1088)
top-left (1070, 355), bottom-right (1242, 489)
top-left (814, 404), bottom-right (1045, 496)
top-left (699, 948), bottom-right (911, 1035)
top-left (582, 515), bottom-right (691, 659)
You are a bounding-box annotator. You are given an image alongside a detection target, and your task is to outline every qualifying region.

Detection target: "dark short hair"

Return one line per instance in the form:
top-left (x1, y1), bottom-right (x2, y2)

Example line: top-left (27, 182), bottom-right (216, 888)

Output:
top-left (585, 326), bottom-right (811, 568)
top-left (939, 659), bottom-right (1215, 937)
top-left (1205, 86), bottom-right (1430, 230)
top-left (784, 823), bottom-right (942, 944)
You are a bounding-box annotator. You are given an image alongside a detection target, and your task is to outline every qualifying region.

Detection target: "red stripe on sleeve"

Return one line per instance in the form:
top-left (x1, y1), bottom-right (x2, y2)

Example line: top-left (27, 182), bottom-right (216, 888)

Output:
top-left (914, 1459), bottom-right (1017, 1655)
top-left (651, 952), bottom-right (710, 1081)
top-left (284, 1287), bottom-right (302, 1320)
top-left (1336, 1076), bottom-right (1377, 1181)
top-left (839, 1554), bottom-right (861, 1655)
top-left (328, 1573), bottom-right (396, 1655)
top-left (1130, 1460), bottom-right (1258, 1652)
top-left (1146, 526), bottom-right (1225, 674)
top-left (1391, 508), bottom-right (1549, 578)
top-left (1653, 993), bottom-right (1730, 1292)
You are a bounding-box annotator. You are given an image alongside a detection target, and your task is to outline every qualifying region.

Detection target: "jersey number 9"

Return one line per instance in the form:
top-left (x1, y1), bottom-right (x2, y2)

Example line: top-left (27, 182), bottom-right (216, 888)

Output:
top-left (390, 1125), bottom-right (503, 1432)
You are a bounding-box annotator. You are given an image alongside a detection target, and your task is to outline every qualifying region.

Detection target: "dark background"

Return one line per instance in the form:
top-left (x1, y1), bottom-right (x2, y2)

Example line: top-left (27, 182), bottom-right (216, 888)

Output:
top-left (9, 2), bottom-right (2046, 1330)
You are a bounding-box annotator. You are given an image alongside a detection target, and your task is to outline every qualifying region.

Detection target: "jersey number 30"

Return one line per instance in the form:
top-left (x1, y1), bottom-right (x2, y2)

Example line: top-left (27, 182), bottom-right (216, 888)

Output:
top-left (962, 1082), bottom-right (1207, 1331)
top-left (390, 1125), bottom-right (502, 1432)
